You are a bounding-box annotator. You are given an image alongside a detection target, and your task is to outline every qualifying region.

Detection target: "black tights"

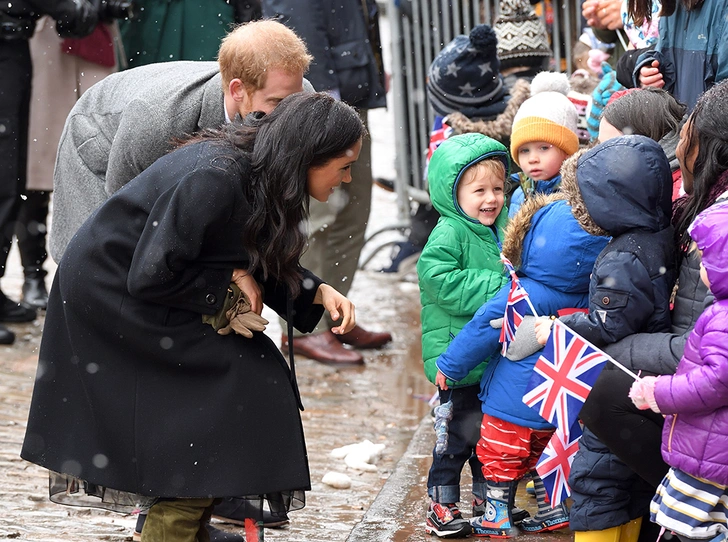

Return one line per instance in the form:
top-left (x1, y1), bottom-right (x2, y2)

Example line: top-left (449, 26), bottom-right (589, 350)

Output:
top-left (580, 368), bottom-right (670, 488)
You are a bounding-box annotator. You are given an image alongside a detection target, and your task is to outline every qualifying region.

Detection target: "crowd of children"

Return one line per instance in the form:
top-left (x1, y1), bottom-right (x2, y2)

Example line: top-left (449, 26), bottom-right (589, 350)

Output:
top-left (415, 5), bottom-right (728, 538)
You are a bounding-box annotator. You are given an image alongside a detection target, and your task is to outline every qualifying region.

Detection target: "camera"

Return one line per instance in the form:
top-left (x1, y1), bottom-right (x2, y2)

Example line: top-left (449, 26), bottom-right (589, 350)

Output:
top-left (96, 0), bottom-right (134, 21)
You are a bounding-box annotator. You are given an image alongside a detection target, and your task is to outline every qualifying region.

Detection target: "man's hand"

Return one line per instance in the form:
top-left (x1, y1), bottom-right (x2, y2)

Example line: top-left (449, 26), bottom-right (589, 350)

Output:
top-left (639, 60), bottom-right (665, 88)
top-left (314, 284), bottom-right (356, 335)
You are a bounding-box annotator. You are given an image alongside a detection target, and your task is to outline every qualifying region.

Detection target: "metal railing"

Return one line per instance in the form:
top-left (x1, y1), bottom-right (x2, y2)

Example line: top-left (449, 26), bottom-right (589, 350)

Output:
top-left (362, 0), bottom-right (583, 268)
top-left (389, 0), bottom-right (582, 200)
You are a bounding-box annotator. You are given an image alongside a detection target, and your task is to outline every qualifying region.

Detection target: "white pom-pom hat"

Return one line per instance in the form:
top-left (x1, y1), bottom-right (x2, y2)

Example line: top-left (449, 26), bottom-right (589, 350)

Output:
top-left (510, 71), bottom-right (579, 165)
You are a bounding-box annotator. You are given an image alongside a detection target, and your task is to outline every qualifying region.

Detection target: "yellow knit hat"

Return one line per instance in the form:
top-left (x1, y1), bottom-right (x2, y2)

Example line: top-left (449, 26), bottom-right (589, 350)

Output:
top-left (510, 72), bottom-right (579, 166)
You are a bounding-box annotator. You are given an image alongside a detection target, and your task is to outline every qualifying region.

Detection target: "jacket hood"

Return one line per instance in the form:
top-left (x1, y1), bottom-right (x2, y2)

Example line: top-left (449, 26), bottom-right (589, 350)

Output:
top-left (573, 135), bottom-right (673, 236)
top-left (502, 194), bottom-right (608, 293)
top-left (427, 132), bottom-right (510, 233)
top-left (689, 200), bottom-right (728, 299)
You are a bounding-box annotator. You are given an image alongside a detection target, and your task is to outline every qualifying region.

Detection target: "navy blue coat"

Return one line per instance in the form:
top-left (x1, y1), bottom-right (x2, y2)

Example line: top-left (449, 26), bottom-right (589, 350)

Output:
top-left (263, 0), bottom-right (386, 110)
top-left (564, 136), bottom-right (676, 530)
top-left (561, 136), bottom-right (675, 347)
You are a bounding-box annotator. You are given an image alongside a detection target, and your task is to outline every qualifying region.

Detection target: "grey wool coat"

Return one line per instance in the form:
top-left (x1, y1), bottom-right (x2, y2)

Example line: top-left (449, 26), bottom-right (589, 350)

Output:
top-left (49, 60), bottom-right (313, 262)
top-left (23, 138), bottom-right (324, 498)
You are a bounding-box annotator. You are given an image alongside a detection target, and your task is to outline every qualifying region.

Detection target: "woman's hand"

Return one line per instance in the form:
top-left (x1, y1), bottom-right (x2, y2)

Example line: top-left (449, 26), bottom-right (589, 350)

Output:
top-left (534, 317), bottom-right (554, 346)
top-left (314, 284), bottom-right (356, 335)
top-left (231, 269), bottom-right (263, 314)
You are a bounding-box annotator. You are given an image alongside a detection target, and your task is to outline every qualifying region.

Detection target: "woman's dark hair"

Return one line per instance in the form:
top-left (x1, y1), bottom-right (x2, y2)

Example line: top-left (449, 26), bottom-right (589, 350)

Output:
top-left (221, 92), bottom-right (366, 296)
top-left (627, 0), bottom-right (702, 26)
top-left (674, 80), bottom-right (728, 252)
top-left (602, 88), bottom-right (686, 142)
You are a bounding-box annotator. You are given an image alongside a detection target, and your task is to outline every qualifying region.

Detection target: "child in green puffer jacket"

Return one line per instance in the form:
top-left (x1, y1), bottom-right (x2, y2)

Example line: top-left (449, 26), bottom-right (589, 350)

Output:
top-left (418, 132), bottom-right (513, 538)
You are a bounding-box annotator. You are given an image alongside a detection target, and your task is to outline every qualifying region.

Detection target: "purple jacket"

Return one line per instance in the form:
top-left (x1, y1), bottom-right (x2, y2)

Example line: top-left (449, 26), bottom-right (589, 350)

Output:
top-left (654, 200), bottom-right (728, 486)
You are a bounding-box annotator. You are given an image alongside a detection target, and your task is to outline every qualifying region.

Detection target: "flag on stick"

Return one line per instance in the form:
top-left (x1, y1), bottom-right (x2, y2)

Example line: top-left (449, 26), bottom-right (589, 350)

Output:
top-left (522, 319), bottom-right (610, 431)
top-left (535, 421), bottom-right (583, 506)
top-left (499, 254), bottom-right (538, 356)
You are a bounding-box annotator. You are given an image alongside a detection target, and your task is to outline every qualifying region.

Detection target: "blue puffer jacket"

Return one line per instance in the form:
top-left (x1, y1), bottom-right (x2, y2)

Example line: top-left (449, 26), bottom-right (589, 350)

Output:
top-left (559, 136), bottom-right (676, 347)
top-left (633, 0), bottom-right (728, 111)
top-left (437, 196), bottom-right (608, 429)
top-left (507, 174), bottom-right (561, 219)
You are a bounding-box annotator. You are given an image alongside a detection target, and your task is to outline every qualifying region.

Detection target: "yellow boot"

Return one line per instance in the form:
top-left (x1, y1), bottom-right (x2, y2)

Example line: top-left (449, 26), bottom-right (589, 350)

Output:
top-left (620, 517), bottom-right (643, 542)
top-left (575, 525), bottom-right (623, 542)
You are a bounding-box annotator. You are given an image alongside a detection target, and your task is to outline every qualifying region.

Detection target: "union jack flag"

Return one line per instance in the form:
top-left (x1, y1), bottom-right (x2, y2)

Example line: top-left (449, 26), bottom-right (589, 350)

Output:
top-left (522, 319), bottom-right (609, 430)
top-left (426, 116), bottom-right (453, 162)
top-left (535, 420), bottom-right (583, 506)
top-left (499, 276), bottom-right (532, 356)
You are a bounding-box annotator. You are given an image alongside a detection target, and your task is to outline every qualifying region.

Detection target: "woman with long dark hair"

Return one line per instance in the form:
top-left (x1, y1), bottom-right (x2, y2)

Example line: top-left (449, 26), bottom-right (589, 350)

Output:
top-left (20, 92), bottom-right (366, 541)
top-left (574, 80), bottom-right (728, 542)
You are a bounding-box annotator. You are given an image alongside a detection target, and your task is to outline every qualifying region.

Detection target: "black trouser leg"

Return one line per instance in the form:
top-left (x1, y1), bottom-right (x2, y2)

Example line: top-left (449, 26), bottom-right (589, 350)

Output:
top-left (0, 39), bottom-right (32, 281)
top-left (16, 190), bottom-right (49, 279)
top-left (580, 368), bottom-right (669, 487)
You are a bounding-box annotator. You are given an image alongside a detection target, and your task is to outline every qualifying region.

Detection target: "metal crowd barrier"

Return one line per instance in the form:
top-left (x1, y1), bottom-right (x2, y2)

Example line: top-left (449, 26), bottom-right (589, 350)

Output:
top-left (361, 0), bottom-right (582, 268)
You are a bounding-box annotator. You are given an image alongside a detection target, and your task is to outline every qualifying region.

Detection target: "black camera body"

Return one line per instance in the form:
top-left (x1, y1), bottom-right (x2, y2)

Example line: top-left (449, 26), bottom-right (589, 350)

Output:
top-left (95, 0), bottom-right (134, 22)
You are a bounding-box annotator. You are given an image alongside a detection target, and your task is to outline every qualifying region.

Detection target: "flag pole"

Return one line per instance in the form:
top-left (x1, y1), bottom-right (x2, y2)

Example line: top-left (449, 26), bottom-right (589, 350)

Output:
top-left (559, 321), bottom-right (641, 381)
top-left (501, 254), bottom-right (540, 318)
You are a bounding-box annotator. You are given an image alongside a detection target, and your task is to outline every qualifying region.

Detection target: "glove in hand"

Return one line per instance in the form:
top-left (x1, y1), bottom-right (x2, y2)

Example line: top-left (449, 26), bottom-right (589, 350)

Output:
top-left (202, 283), bottom-right (268, 338)
top-left (628, 376), bottom-right (660, 413)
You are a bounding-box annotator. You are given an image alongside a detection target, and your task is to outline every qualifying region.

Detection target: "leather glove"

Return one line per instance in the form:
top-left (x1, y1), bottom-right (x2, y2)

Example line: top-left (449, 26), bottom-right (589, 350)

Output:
top-left (202, 283), bottom-right (268, 338)
top-left (628, 376), bottom-right (660, 413)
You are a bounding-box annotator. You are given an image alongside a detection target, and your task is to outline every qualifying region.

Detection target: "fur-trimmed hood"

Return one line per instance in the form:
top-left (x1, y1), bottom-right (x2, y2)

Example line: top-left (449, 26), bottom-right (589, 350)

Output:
top-left (563, 135), bottom-right (673, 237)
top-left (559, 149), bottom-right (609, 237)
top-left (445, 78), bottom-right (531, 142)
top-left (501, 194), bottom-right (608, 294)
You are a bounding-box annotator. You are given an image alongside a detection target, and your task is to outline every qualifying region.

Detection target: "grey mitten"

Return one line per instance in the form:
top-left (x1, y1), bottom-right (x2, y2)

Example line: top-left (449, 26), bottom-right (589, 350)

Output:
top-left (505, 315), bottom-right (542, 360)
top-left (489, 317), bottom-right (503, 329)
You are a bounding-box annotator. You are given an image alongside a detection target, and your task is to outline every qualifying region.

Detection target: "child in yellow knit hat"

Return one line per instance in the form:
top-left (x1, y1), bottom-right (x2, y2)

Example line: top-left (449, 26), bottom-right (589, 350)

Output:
top-left (508, 72), bottom-right (580, 218)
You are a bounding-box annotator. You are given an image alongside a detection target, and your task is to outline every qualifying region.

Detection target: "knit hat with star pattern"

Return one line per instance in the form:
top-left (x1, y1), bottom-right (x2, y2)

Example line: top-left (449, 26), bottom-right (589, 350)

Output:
top-left (510, 71), bottom-right (579, 166)
top-left (427, 25), bottom-right (507, 118)
top-left (494, 0), bottom-right (552, 70)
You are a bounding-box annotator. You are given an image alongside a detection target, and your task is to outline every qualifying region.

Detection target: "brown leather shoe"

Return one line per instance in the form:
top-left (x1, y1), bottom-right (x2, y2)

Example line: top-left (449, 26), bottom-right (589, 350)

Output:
top-left (334, 324), bottom-right (392, 349)
top-left (281, 331), bottom-right (364, 366)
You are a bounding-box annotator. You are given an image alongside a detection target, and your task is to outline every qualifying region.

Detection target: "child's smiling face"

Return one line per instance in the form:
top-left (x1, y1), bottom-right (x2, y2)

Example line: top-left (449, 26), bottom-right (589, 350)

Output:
top-left (456, 161), bottom-right (505, 226)
top-left (517, 142), bottom-right (568, 181)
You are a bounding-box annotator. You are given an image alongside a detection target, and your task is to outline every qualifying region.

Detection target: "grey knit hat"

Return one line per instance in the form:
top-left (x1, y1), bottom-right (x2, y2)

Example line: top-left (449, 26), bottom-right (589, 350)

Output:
top-left (494, 0), bottom-right (552, 70)
top-left (427, 25), bottom-right (507, 118)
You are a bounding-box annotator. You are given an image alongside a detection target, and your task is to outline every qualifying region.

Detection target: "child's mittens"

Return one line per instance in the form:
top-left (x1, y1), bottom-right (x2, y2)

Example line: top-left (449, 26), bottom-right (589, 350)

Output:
top-left (506, 315), bottom-right (542, 360)
top-left (433, 400), bottom-right (453, 455)
top-left (587, 63), bottom-right (626, 139)
top-left (628, 376), bottom-right (661, 413)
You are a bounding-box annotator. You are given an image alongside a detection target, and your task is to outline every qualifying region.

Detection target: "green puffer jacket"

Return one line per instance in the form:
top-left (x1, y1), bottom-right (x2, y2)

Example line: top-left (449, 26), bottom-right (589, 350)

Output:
top-left (417, 133), bottom-right (510, 387)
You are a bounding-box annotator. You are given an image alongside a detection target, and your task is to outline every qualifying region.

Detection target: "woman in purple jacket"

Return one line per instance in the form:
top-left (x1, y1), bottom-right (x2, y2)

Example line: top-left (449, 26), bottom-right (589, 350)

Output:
top-left (630, 200), bottom-right (728, 542)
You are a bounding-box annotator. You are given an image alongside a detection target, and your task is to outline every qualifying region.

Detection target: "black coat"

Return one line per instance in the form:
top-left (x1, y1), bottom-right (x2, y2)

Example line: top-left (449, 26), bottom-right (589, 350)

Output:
top-left (21, 140), bottom-right (324, 498)
top-left (560, 135), bottom-right (676, 347)
top-left (263, 0), bottom-right (386, 109)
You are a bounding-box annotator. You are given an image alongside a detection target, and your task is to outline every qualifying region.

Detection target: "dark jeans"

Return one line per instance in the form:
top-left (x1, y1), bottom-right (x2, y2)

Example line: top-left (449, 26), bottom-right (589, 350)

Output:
top-left (580, 367), bottom-right (669, 487)
top-left (0, 38), bottom-right (32, 279)
top-left (427, 386), bottom-right (486, 504)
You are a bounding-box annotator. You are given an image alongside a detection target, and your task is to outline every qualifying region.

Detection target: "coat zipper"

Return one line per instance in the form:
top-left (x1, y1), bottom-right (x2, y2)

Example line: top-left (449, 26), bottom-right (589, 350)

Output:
top-left (667, 414), bottom-right (678, 452)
